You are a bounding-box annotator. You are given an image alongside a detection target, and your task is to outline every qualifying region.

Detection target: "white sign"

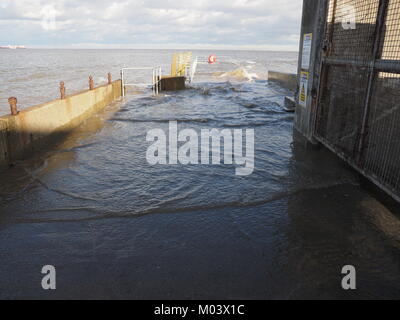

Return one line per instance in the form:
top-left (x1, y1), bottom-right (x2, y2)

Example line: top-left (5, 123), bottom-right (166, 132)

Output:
top-left (301, 33), bottom-right (313, 70)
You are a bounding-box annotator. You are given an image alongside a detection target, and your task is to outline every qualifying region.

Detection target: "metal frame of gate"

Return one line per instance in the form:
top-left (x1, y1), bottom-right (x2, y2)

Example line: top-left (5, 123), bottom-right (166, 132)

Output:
top-left (120, 67), bottom-right (162, 98)
top-left (314, 0), bottom-right (400, 202)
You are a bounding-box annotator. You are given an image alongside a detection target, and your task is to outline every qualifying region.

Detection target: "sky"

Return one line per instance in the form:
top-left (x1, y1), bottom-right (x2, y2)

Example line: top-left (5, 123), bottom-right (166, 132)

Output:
top-left (0, 0), bottom-right (303, 51)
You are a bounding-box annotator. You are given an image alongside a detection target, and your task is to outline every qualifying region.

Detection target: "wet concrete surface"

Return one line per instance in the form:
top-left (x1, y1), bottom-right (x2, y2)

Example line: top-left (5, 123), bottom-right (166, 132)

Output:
top-left (0, 62), bottom-right (399, 299)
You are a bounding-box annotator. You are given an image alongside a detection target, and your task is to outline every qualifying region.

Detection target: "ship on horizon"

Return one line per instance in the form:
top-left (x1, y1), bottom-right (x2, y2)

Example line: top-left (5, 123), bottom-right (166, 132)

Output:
top-left (0, 45), bottom-right (26, 49)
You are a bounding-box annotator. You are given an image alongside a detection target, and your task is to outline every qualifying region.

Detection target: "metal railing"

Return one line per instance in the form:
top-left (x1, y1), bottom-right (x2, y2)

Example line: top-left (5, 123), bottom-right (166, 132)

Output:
top-left (120, 67), bottom-right (162, 98)
top-left (171, 52), bottom-right (192, 77)
top-left (188, 57), bottom-right (198, 83)
top-left (187, 55), bottom-right (234, 83)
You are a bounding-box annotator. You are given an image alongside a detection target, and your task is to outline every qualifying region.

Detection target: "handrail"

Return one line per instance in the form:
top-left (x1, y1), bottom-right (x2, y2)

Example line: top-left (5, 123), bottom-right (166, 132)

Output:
top-left (120, 67), bottom-right (162, 98)
top-left (188, 57), bottom-right (198, 83)
top-left (171, 52), bottom-right (192, 77)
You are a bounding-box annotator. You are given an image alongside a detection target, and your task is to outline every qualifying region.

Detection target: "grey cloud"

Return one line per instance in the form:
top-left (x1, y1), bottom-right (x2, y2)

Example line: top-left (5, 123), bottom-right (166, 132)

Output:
top-left (0, 0), bottom-right (302, 50)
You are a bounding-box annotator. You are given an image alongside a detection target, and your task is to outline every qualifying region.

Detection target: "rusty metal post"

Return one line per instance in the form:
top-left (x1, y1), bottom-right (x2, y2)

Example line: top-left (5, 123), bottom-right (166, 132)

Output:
top-left (8, 97), bottom-right (18, 116)
top-left (60, 81), bottom-right (66, 99)
top-left (108, 73), bottom-right (112, 85)
top-left (89, 76), bottom-right (94, 90)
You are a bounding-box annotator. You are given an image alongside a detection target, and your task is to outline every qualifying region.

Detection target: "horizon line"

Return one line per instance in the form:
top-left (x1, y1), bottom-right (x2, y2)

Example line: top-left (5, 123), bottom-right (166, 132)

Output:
top-left (2, 46), bottom-right (299, 53)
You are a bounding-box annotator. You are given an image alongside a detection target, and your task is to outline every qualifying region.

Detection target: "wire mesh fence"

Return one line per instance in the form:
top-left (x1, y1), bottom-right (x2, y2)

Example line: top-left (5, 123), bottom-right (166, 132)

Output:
top-left (316, 0), bottom-right (400, 200)
top-left (317, 64), bottom-right (369, 158)
top-left (327, 0), bottom-right (380, 61)
top-left (381, 0), bottom-right (400, 59)
top-left (363, 71), bottom-right (400, 194)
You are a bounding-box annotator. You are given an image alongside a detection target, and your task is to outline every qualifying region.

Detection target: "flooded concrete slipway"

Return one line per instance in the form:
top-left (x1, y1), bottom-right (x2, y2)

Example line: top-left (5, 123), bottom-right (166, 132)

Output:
top-left (0, 51), bottom-right (400, 299)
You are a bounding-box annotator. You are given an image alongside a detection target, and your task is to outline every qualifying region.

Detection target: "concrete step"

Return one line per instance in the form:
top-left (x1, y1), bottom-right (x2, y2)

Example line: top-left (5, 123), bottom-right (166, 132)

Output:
top-left (283, 96), bottom-right (296, 113)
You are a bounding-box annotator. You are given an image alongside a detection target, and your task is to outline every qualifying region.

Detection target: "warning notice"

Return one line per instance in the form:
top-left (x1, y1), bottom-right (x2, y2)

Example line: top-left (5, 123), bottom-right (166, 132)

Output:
top-left (299, 71), bottom-right (309, 108)
top-left (301, 33), bottom-right (312, 70)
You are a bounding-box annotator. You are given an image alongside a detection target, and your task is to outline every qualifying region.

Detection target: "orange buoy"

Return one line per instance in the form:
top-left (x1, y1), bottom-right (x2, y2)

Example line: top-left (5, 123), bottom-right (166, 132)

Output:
top-left (208, 54), bottom-right (217, 64)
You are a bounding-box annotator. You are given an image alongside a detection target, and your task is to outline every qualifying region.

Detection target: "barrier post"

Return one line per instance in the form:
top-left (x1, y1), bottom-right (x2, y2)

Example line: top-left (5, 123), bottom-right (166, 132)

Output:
top-left (60, 81), bottom-right (66, 99)
top-left (8, 97), bottom-right (18, 116)
top-left (171, 53), bottom-right (178, 76)
top-left (89, 76), bottom-right (94, 90)
top-left (121, 70), bottom-right (125, 98)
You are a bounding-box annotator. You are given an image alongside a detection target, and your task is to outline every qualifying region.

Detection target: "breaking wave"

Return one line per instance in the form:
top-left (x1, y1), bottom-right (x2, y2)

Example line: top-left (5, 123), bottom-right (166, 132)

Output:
top-left (215, 67), bottom-right (259, 81)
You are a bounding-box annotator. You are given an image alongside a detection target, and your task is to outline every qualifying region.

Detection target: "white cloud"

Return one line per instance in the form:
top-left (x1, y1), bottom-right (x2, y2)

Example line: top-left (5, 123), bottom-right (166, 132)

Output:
top-left (0, 0), bottom-right (302, 50)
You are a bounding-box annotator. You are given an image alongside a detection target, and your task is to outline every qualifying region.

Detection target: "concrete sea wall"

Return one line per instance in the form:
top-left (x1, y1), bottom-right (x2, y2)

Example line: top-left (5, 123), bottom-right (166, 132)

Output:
top-left (0, 80), bottom-right (122, 168)
top-left (0, 120), bottom-right (8, 166)
top-left (268, 71), bottom-right (298, 92)
top-left (161, 76), bottom-right (186, 91)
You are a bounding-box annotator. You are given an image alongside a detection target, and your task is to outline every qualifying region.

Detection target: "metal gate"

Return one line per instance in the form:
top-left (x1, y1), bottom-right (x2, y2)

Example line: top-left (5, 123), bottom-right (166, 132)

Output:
top-left (315, 0), bottom-right (400, 201)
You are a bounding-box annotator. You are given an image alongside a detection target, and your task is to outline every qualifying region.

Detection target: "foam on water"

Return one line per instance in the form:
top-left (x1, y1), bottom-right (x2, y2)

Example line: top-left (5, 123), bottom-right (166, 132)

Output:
top-left (218, 67), bottom-right (259, 81)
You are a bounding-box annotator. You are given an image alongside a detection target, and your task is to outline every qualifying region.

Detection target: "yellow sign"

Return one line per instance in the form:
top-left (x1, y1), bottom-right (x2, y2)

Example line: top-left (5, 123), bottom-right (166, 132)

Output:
top-left (171, 52), bottom-right (192, 77)
top-left (299, 71), bottom-right (309, 107)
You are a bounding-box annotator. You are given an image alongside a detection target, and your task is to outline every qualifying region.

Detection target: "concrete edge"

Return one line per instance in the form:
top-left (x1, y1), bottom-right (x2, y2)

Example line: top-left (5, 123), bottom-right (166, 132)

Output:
top-left (268, 70), bottom-right (298, 92)
top-left (0, 80), bottom-right (122, 168)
